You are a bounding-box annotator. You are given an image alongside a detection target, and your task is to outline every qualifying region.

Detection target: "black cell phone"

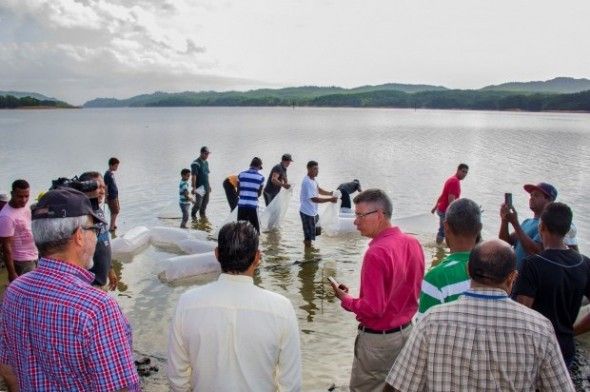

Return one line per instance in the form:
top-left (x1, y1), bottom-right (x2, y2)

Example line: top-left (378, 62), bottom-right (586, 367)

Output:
top-left (504, 193), bottom-right (513, 208)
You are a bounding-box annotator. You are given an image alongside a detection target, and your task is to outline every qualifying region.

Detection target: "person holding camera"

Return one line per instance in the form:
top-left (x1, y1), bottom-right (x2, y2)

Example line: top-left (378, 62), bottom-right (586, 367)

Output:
top-left (79, 171), bottom-right (118, 290)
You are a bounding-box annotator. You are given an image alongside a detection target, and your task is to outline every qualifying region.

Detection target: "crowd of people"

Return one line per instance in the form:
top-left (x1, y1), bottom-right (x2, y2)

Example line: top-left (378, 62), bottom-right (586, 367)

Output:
top-left (0, 151), bottom-right (589, 391)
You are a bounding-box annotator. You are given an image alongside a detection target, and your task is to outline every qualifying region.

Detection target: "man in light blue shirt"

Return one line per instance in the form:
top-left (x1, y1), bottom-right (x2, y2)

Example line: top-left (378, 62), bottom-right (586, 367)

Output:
top-left (500, 182), bottom-right (556, 269)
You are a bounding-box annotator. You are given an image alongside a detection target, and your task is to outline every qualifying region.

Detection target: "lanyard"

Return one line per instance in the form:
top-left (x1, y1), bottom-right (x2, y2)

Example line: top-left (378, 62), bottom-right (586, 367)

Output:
top-left (463, 291), bottom-right (508, 301)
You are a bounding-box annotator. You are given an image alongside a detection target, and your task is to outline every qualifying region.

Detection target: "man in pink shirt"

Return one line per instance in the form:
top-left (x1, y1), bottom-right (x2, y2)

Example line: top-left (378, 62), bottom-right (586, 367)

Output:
top-left (330, 189), bottom-right (425, 391)
top-left (0, 179), bottom-right (38, 282)
top-left (431, 163), bottom-right (469, 244)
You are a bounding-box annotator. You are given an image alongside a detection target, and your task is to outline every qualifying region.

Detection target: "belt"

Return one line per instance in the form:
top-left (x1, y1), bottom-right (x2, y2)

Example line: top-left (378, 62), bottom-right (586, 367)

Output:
top-left (358, 322), bottom-right (411, 334)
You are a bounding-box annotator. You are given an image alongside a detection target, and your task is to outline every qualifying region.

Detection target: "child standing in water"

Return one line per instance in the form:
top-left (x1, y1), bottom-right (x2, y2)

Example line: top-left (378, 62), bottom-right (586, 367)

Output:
top-left (179, 169), bottom-right (194, 228)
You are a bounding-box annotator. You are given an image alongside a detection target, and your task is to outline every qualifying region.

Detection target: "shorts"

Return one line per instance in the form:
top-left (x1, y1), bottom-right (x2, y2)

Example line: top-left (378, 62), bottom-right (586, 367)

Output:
top-left (300, 212), bottom-right (319, 241)
top-left (107, 197), bottom-right (120, 214)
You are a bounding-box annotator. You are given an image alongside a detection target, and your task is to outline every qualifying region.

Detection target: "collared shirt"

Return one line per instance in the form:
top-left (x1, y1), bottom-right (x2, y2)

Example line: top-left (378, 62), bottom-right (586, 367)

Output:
top-left (0, 203), bottom-right (38, 261)
top-left (417, 251), bottom-right (470, 319)
top-left (299, 176), bottom-right (319, 216)
top-left (386, 288), bottom-right (574, 392)
top-left (0, 258), bottom-right (140, 392)
top-left (237, 168), bottom-right (265, 209)
top-left (167, 273), bottom-right (301, 392)
top-left (340, 227), bottom-right (425, 330)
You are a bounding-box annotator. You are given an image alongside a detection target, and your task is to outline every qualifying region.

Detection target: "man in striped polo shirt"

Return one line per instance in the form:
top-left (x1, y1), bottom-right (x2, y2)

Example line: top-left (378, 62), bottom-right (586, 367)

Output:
top-left (237, 157), bottom-right (265, 234)
top-left (418, 198), bottom-right (482, 319)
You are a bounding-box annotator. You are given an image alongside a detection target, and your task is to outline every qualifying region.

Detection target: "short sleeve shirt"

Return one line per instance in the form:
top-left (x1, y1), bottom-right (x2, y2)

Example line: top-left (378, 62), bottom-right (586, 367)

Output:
top-left (104, 170), bottom-right (118, 200)
top-left (436, 176), bottom-right (461, 213)
top-left (179, 179), bottom-right (191, 204)
top-left (513, 249), bottom-right (590, 362)
top-left (337, 181), bottom-right (361, 195)
top-left (264, 164), bottom-right (287, 197)
top-left (191, 158), bottom-right (210, 189)
top-left (299, 176), bottom-right (319, 216)
top-left (514, 218), bottom-right (541, 269)
top-left (0, 204), bottom-right (38, 261)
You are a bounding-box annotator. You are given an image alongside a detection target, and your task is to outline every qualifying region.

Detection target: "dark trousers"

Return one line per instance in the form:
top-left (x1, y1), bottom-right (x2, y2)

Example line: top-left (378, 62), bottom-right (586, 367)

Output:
top-left (340, 191), bottom-right (352, 209)
top-left (191, 191), bottom-right (210, 218)
top-left (223, 179), bottom-right (238, 211)
top-left (238, 207), bottom-right (260, 234)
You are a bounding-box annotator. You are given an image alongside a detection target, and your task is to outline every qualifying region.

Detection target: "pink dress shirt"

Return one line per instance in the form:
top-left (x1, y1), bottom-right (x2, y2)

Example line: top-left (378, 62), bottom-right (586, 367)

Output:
top-left (341, 226), bottom-right (425, 330)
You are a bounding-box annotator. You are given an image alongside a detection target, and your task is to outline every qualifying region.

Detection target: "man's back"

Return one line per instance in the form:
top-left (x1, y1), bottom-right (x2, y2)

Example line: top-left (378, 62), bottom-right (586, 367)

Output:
top-left (515, 249), bottom-right (590, 362)
top-left (168, 274), bottom-right (301, 392)
top-left (387, 288), bottom-right (573, 391)
top-left (0, 258), bottom-right (139, 391)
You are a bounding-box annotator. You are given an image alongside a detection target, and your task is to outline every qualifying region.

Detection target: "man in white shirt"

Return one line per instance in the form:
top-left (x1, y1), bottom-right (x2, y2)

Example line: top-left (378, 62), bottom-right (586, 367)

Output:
top-left (299, 160), bottom-right (337, 247)
top-left (167, 221), bottom-right (302, 392)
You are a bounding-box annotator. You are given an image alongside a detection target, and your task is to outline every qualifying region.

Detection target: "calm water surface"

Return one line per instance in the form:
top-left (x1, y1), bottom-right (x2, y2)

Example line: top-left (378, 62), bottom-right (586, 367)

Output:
top-left (1, 107), bottom-right (589, 390)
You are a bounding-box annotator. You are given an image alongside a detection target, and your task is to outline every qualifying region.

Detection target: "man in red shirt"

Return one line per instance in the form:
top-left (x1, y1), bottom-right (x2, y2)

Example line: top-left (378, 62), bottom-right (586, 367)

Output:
top-left (431, 163), bottom-right (469, 244)
top-left (330, 189), bottom-right (425, 391)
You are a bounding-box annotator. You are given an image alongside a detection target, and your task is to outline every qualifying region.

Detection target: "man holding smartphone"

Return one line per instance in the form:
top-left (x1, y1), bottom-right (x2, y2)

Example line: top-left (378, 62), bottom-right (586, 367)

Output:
top-left (500, 182), bottom-right (557, 269)
top-left (329, 189), bottom-right (425, 392)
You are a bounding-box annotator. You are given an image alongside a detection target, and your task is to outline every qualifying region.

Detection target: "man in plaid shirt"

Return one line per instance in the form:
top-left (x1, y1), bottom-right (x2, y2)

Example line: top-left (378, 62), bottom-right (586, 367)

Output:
top-left (0, 188), bottom-right (140, 391)
top-left (385, 239), bottom-right (574, 392)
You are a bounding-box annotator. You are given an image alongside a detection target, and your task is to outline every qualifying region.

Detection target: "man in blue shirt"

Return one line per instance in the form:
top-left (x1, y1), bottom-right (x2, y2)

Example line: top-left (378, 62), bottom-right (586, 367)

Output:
top-left (499, 182), bottom-right (556, 269)
top-left (237, 157), bottom-right (265, 234)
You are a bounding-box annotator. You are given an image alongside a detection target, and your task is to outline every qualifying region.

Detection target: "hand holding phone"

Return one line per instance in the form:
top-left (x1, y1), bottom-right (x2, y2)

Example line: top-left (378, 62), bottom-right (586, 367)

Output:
top-left (327, 276), bottom-right (339, 286)
top-left (504, 193), bottom-right (513, 209)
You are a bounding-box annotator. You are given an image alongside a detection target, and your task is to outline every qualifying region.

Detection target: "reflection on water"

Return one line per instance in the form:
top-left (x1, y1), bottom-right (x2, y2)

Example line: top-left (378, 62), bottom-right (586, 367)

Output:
top-left (1, 107), bottom-right (589, 391)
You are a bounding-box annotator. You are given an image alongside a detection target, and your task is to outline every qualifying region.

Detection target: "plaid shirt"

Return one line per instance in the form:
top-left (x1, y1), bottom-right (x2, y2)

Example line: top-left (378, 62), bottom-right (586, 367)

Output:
top-left (386, 287), bottom-right (574, 391)
top-left (0, 258), bottom-right (140, 391)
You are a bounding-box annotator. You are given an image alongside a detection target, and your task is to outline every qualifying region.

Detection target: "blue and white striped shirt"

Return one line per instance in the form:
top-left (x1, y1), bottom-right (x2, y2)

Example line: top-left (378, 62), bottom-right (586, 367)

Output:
top-left (238, 169), bottom-right (265, 209)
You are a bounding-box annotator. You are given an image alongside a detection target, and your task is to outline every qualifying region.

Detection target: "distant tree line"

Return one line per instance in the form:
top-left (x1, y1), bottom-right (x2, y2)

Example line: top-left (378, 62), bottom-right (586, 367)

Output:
top-left (0, 95), bottom-right (72, 109)
top-left (102, 90), bottom-right (590, 112)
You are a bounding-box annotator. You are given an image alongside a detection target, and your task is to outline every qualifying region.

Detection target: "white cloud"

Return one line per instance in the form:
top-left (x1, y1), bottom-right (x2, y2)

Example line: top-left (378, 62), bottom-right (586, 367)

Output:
top-left (0, 0), bottom-right (589, 104)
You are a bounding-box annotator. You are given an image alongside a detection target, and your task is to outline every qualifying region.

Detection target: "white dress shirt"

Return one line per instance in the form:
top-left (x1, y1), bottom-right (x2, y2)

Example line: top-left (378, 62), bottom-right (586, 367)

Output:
top-left (167, 273), bottom-right (302, 392)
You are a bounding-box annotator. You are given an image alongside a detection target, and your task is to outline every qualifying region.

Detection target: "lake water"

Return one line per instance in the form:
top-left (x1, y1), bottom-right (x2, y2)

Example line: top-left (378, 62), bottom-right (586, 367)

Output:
top-left (1, 107), bottom-right (589, 390)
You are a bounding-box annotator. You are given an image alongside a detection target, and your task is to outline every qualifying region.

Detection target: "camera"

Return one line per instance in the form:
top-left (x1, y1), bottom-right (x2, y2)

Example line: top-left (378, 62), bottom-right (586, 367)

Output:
top-left (51, 176), bottom-right (98, 193)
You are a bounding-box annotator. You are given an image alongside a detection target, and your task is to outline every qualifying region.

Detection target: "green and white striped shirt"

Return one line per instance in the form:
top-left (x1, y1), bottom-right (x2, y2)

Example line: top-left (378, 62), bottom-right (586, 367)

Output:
top-left (417, 251), bottom-right (470, 320)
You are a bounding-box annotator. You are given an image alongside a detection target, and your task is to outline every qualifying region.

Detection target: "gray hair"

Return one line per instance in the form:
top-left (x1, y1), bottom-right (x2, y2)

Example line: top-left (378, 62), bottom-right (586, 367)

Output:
top-left (32, 216), bottom-right (88, 256)
top-left (353, 189), bottom-right (393, 219)
top-left (445, 198), bottom-right (482, 237)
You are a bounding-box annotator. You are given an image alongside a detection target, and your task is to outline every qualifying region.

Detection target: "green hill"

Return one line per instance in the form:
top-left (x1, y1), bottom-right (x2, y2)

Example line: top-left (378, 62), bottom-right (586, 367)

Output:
top-left (83, 84), bottom-right (447, 108)
top-left (481, 77), bottom-right (590, 94)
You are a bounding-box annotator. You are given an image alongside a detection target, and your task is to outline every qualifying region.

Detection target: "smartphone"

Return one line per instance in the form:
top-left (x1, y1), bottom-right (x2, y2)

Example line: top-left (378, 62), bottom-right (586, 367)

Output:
top-left (504, 193), bottom-right (513, 208)
top-left (327, 276), bottom-right (339, 286)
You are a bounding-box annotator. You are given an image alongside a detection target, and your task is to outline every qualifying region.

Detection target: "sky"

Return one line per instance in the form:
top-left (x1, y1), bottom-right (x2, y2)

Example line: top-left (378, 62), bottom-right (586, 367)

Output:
top-left (1, 0), bottom-right (589, 105)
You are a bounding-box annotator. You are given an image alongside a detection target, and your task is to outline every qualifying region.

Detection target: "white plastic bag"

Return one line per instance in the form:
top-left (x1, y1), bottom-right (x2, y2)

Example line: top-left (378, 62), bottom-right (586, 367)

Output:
top-left (320, 193), bottom-right (342, 236)
top-left (150, 226), bottom-right (208, 249)
top-left (260, 188), bottom-right (292, 231)
top-left (159, 252), bottom-right (221, 282)
top-left (177, 239), bottom-right (217, 255)
top-left (111, 226), bottom-right (151, 256)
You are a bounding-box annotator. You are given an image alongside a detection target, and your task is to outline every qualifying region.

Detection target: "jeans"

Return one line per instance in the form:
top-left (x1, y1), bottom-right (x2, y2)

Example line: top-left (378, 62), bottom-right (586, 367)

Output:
top-left (180, 202), bottom-right (190, 228)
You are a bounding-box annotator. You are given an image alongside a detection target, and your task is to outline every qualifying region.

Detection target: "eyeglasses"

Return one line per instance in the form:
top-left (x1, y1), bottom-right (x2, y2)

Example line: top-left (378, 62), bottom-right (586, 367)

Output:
top-left (355, 210), bottom-right (379, 219)
top-left (81, 224), bottom-right (102, 237)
